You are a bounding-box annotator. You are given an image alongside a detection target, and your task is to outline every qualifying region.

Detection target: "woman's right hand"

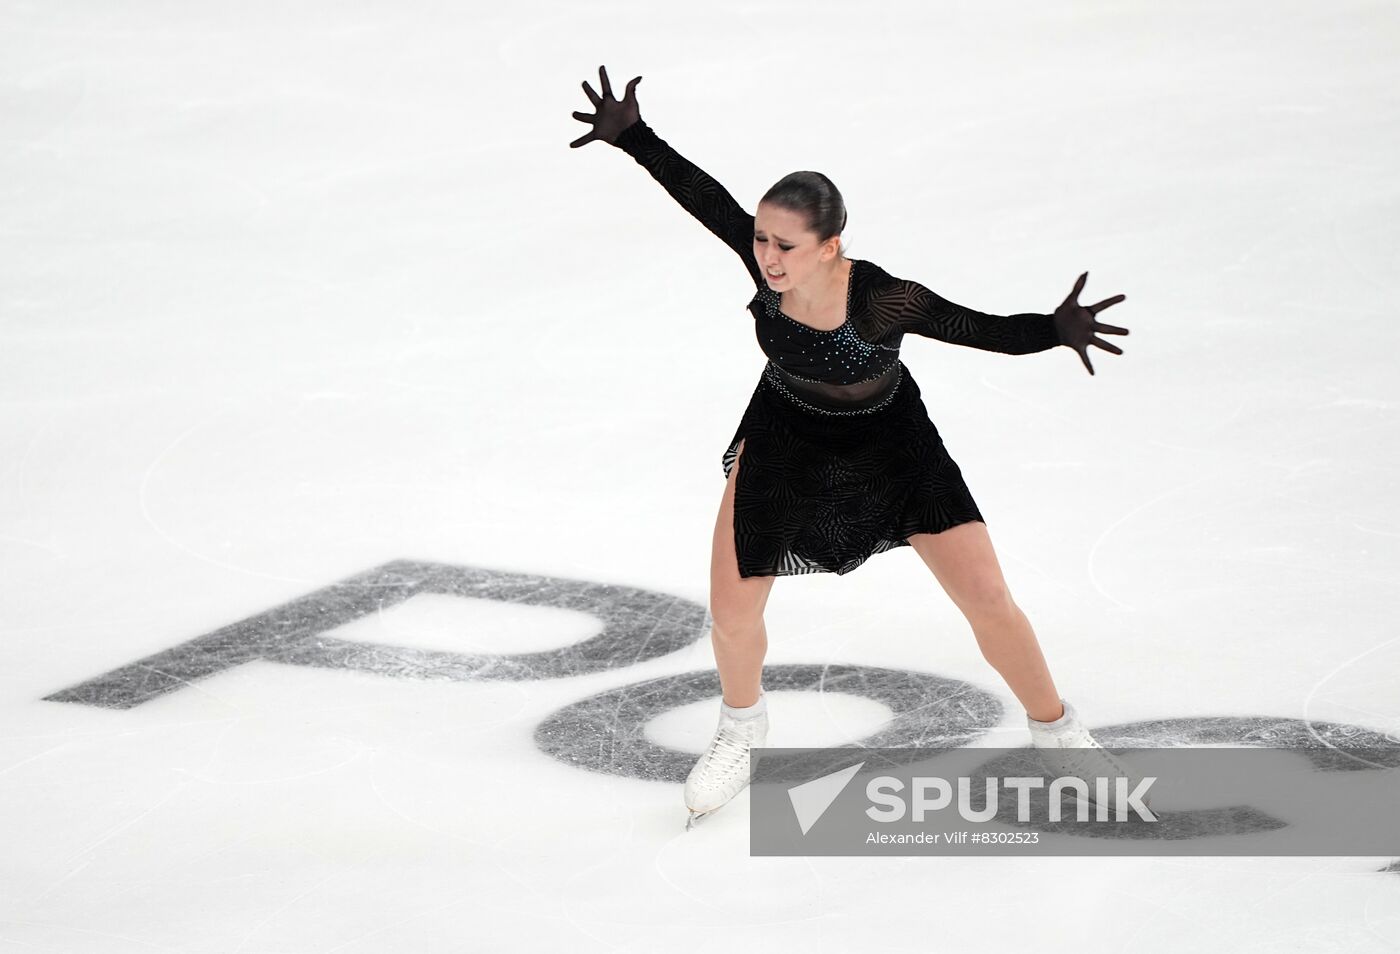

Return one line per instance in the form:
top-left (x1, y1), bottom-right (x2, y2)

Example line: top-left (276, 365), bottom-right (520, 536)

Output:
top-left (569, 64), bottom-right (642, 148)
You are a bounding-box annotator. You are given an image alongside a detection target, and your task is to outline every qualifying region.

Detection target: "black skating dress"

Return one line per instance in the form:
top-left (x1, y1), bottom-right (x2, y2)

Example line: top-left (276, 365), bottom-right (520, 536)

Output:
top-left (614, 119), bottom-right (1062, 579)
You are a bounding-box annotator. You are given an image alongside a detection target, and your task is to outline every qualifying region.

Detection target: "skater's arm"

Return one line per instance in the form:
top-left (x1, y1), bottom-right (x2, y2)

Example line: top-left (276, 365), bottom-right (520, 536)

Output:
top-left (894, 277), bottom-right (1061, 355)
top-left (613, 119), bottom-right (762, 288)
top-left (569, 67), bottom-right (759, 287)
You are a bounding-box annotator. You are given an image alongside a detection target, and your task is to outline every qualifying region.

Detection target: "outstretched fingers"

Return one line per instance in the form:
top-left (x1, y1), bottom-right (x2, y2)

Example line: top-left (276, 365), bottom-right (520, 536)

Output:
top-left (570, 77), bottom-right (602, 148)
top-left (1062, 271), bottom-right (1088, 308)
top-left (569, 110), bottom-right (599, 148)
top-left (1088, 293), bottom-right (1126, 314)
top-left (1076, 347), bottom-right (1096, 376)
top-left (1059, 272), bottom-right (1128, 374)
top-left (571, 66), bottom-right (642, 149)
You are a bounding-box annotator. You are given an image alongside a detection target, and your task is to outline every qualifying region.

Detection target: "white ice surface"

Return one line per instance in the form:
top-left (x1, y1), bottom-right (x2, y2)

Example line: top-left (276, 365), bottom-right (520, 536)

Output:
top-left (2, 0), bottom-right (1399, 951)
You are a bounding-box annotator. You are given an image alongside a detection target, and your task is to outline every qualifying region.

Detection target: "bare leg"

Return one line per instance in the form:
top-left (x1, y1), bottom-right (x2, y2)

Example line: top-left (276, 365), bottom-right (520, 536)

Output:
top-left (907, 521), bottom-right (1063, 723)
top-left (709, 439), bottom-right (776, 708)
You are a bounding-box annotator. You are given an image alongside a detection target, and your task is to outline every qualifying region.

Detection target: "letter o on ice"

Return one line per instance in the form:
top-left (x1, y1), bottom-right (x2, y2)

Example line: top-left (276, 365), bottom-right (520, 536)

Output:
top-left (534, 664), bottom-right (1000, 782)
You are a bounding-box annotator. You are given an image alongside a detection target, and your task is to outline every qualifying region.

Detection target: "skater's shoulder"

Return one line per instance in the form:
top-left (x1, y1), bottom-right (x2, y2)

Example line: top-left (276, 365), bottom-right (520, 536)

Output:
top-left (848, 257), bottom-right (905, 296)
top-left (850, 256), bottom-right (891, 280)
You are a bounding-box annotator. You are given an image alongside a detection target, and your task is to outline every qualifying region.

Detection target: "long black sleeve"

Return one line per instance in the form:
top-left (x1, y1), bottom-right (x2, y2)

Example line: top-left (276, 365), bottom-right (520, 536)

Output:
top-left (613, 119), bottom-right (762, 289)
top-left (895, 278), bottom-right (1061, 355)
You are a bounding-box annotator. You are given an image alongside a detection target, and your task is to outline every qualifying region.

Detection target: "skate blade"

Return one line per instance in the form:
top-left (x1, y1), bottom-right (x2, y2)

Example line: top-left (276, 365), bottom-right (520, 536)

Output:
top-left (685, 809), bottom-right (715, 832)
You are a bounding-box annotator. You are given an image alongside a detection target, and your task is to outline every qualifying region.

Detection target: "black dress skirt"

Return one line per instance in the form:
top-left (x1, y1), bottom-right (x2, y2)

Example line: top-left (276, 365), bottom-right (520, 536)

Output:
top-left (720, 359), bottom-right (985, 578)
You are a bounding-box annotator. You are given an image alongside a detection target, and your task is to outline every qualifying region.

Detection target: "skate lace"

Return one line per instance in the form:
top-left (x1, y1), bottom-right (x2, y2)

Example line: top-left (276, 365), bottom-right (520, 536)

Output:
top-left (700, 725), bottom-right (757, 782)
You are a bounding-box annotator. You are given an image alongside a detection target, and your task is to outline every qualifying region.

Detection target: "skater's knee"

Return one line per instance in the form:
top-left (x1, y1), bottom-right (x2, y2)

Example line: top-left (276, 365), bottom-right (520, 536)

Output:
top-left (708, 600), bottom-right (765, 644)
top-left (958, 583), bottom-right (1018, 629)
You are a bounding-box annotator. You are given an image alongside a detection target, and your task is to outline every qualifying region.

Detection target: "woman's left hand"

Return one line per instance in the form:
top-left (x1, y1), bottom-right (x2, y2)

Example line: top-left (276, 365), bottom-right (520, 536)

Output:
top-left (1052, 271), bottom-right (1128, 375)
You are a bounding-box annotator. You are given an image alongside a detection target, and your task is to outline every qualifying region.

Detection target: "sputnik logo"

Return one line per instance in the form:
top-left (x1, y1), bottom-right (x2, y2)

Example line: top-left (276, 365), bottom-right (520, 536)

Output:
top-left (787, 762), bottom-right (865, 835)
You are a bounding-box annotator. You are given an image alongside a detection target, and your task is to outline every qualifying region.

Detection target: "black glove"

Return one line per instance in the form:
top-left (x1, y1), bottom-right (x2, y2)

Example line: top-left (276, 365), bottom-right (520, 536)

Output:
top-left (1052, 271), bottom-right (1129, 375)
top-left (569, 64), bottom-right (643, 148)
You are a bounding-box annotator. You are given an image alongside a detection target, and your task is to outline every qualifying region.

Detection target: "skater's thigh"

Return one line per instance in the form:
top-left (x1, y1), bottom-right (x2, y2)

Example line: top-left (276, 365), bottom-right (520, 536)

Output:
top-left (710, 438), bottom-right (775, 621)
top-left (907, 520), bottom-right (1014, 617)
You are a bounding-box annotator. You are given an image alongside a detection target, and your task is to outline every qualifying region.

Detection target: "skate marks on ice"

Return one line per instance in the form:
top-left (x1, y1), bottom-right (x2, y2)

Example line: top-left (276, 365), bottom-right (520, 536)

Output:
top-left (38, 557), bottom-right (1400, 861)
top-left (1301, 629), bottom-right (1400, 873)
top-left (537, 673), bottom-right (1400, 846)
top-left (533, 665), bottom-right (1002, 783)
top-left (968, 718), bottom-right (1400, 843)
top-left (42, 559), bottom-right (707, 709)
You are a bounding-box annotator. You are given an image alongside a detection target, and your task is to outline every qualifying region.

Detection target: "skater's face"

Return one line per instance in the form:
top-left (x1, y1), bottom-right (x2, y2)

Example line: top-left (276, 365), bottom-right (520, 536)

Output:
top-left (754, 202), bottom-right (842, 292)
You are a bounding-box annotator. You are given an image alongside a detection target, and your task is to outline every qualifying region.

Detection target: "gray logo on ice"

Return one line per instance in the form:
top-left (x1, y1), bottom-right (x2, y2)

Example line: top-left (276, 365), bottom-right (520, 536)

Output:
top-left (788, 761), bottom-right (865, 835)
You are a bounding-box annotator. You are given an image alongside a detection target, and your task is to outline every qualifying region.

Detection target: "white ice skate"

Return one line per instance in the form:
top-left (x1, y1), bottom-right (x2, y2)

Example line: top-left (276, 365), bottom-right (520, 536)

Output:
top-left (1028, 698), bottom-right (1156, 818)
top-left (684, 699), bottom-right (768, 831)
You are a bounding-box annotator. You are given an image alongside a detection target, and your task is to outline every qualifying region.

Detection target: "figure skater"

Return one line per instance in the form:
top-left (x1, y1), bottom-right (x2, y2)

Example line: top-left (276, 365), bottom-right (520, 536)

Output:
top-left (570, 66), bottom-right (1146, 830)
